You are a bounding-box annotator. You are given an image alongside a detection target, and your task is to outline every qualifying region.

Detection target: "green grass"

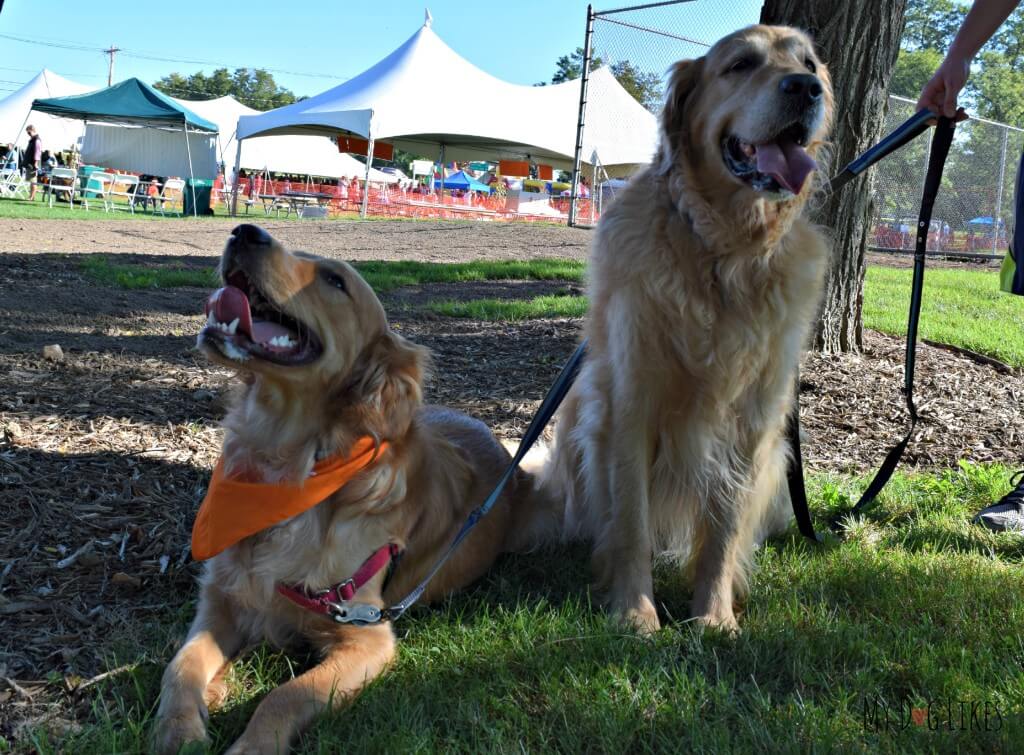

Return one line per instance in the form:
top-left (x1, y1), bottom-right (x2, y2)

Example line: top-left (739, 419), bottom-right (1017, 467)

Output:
top-left (78, 256), bottom-right (219, 289)
top-left (353, 259), bottom-right (584, 292)
top-left (28, 463), bottom-right (1024, 753)
top-left (74, 255), bottom-right (1023, 368)
top-left (77, 256), bottom-right (585, 293)
top-left (429, 294), bottom-right (588, 320)
top-left (862, 266), bottom-right (1024, 368)
top-left (0, 196), bottom-right (223, 221)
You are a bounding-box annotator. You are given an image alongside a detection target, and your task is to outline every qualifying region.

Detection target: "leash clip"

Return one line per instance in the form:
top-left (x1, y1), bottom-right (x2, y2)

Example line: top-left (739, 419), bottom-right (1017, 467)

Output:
top-left (326, 601), bottom-right (385, 626)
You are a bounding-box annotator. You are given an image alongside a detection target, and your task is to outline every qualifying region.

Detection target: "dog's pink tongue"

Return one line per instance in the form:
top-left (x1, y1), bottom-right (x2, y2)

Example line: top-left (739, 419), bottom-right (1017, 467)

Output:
top-left (756, 140), bottom-right (818, 194)
top-left (205, 286), bottom-right (253, 337)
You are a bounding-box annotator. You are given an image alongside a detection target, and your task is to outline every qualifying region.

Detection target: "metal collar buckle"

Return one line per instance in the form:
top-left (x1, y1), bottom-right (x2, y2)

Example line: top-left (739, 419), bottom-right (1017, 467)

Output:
top-left (326, 601), bottom-right (384, 626)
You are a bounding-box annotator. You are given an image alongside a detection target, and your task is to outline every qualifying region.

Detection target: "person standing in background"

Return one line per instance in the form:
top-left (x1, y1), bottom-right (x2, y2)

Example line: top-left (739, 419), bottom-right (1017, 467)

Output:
top-left (916, 0), bottom-right (1024, 529)
top-left (23, 125), bottom-right (42, 201)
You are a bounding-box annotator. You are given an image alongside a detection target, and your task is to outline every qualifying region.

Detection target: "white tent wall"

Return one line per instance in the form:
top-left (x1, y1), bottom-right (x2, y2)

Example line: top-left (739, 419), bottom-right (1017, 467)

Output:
top-left (81, 123), bottom-right (218, 178)
top-left (234, 21), bottom-right (658, 173)
top-left (0, 70), bottom-right (94, 150)
top-left (173, 95), bottom-right (397, 182)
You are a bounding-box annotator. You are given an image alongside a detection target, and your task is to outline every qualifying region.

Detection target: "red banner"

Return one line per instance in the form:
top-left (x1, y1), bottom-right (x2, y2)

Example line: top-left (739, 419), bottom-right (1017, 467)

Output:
top-left (537, 164), bottom-right (553, 180)
top-left (499, 160), bottom-right (529, 177)
top-left (337, 137), bottom-right (395, 161)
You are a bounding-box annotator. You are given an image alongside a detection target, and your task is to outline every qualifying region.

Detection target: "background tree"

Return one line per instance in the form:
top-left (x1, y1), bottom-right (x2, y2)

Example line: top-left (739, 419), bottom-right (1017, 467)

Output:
top-left (154, 68), bottom-right (300, 110)
top-left (890, 47), bottom-right (944, 99)
top-left (760, 0), bottom-right (910, 352)
top-left (901, 0), bottom-right (963, 50)
top-left (551, 47), bottom-right (606, 83)
top-left (549, 47), bottom-right (663, 112)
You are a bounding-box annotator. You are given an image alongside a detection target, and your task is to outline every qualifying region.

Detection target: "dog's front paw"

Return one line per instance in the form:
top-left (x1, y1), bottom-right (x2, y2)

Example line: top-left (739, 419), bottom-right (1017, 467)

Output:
top-left (692, 610), bottom-right (740, 636)
top-left (225, 734), bottom-right (283, 755)
top-left (152, 704), bottom-right (209, 755)
top-left (610, 594), bottom-right (661, 635)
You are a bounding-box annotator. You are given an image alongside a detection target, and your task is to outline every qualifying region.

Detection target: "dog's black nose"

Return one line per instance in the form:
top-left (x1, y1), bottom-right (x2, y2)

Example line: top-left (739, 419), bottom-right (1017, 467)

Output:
top-left (231, 224), bottom-right (271, 245)
top-left (779, 74), bottom-right (823, 103)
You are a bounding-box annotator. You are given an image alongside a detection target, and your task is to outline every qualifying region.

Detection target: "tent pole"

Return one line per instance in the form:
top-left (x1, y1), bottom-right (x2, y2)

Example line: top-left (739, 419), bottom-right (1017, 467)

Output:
top-left (230, 137), bottom-right (243, 217)
top-left (439, 144), bottom-right (446, 201)
top-left (12, 110), bottom-right (30, 152)
top-left (184, 121), bottom-right (197, 218)
top-left (568, 4), bottom-right (595, 227)
top-left (360, 134), bottom-right (374, 219)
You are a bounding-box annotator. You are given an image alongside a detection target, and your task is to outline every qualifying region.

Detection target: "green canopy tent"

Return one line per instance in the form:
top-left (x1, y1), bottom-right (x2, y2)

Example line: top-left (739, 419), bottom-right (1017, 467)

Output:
top-left (30, 78), bottom-right (219, 216)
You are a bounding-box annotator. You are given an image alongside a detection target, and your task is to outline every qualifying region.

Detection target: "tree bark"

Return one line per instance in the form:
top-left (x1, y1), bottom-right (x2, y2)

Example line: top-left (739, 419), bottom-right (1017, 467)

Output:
top-left (760, 0), bottom-right (909, 352)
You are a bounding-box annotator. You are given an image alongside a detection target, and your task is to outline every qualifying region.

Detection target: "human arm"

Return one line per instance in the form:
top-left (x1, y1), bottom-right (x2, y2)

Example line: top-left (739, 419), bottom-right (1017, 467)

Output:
top-left (916, 0), bottom-right (1020, 117)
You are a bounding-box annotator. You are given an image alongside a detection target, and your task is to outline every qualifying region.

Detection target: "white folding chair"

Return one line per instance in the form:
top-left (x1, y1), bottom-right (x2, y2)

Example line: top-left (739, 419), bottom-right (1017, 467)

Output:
top-left (47, 167), bottom-right (79, 208)
top-left (0, 168), bottom-right (30, 200)
top-left (109, 174), bottom-right (140, 214)
top-left (155, 178), bottom-right (185, 217)
top-left (82, 172), bottom-right (115, 212)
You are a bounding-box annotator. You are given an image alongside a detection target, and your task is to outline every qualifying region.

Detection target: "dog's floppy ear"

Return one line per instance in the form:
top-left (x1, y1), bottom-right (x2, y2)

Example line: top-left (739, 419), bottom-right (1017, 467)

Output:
top-left (349, 331), bottom-right (430, 441)
top-left (656, 57), bottom-right (704, 175)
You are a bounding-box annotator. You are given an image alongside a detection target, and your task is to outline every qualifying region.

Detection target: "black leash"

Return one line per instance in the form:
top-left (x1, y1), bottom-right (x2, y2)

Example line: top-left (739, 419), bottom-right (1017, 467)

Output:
top-left (333, 111), bottom-right (950, 624)
top-left (333, 341), bottom-right (588, 625)
top-left (786, 113), bottom-right (956, 540)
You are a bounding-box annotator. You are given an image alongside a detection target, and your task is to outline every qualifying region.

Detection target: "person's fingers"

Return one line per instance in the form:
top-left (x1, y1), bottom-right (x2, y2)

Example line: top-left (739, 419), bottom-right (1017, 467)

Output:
top-left (942, 79), bottom-right (958, 119)
top-left (916, 74), bottom-right (943, 114)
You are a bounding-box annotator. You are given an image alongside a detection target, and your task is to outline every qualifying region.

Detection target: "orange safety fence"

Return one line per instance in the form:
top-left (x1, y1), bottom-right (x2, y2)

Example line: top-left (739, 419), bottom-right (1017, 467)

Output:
top-left (215, 179), bottom-right (593, 223)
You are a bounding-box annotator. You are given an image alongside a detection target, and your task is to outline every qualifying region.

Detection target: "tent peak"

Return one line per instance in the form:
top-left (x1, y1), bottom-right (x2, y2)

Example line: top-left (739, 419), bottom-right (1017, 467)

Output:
top-left (424, 8), bottom-right (433, 27)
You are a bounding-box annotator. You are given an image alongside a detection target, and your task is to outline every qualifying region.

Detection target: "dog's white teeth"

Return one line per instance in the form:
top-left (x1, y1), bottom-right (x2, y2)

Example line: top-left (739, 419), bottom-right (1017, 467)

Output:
top-left (222, 341), bottom-right (249, 362)
top-left (206, 312), bottom-right (217, 327)
top-left (227, 318), bottom-right (239, 335)
top-left (266, 335), bottom-right (296, 348)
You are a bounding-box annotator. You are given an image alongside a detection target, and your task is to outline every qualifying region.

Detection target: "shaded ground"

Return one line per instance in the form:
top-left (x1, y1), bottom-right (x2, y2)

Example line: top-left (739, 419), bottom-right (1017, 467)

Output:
top-left (0, 223), bottom-right (1021, 741)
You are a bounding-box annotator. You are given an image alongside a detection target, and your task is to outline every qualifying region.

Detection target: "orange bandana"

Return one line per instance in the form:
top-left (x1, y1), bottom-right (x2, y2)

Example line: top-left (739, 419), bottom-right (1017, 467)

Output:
top-left (191, 436), bottom-right (387, 561)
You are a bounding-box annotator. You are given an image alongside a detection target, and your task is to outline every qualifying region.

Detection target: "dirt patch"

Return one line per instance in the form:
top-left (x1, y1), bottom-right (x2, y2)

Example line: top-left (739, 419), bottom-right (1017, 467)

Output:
top-left (0, 218), bottom-right (593, 262)
top-left (866, 250), bottom-right (1002, 270)
top-left (1, 229), bottom-right (1022, 739)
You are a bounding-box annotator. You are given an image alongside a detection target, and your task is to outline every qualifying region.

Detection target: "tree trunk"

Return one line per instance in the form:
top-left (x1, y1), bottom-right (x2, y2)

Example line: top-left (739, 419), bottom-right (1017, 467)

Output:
top-left (760, 0), bottom-right (909, 352)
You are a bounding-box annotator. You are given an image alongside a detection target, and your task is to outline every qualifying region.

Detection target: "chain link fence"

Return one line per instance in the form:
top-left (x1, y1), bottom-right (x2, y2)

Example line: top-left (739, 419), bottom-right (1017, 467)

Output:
top-left (872, 96), bottom-right (1023, 258)
top-left (569, 0), bottom-right (742, 225)
top-left (570, 2), bottom-right (1024, 262)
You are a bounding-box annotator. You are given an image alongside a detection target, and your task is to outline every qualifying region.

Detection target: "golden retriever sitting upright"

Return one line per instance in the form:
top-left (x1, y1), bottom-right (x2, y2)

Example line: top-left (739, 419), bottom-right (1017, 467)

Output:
top-left (154, 224), bottom-right (556, 754)
top-left (545, 26), bottom-right (834, 634)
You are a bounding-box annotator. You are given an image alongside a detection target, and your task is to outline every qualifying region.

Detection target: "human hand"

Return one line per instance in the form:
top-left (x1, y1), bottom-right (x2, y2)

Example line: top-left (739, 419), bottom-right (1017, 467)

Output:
top-left (916, 54), bottom-right (971, 120)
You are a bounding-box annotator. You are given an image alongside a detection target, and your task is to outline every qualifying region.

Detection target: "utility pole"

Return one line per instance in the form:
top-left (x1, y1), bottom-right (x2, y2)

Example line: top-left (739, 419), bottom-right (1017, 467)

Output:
top-left (103, 44), bottom-right (120, 86)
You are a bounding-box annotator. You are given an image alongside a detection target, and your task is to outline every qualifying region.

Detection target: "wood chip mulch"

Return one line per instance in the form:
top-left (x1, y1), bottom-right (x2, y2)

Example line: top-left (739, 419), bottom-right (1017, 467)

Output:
top-left (0, 265), bottom-right (1021, 739)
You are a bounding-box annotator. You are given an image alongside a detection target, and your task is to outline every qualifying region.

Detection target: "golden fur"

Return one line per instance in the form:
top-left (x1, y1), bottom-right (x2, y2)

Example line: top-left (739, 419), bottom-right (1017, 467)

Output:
top-left (543, 25), bottom-right (835, 634)
top-left (154, 226), bottom-right (558, 754)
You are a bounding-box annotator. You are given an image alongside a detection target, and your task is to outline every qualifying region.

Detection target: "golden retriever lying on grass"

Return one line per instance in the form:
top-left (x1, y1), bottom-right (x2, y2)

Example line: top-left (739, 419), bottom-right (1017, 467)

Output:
top-left (154, 224), bottom-right (557, 754)
top-left (544, 25), bottom-right (834, 634)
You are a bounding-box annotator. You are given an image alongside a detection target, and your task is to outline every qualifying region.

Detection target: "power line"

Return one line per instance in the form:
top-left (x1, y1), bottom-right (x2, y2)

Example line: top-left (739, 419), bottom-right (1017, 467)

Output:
top-left (0, 76), bottom-right (308, 109)
top-left (0, 32), bottom-right (348, 81)
top-left (0, 64), bottom-right (102, 77)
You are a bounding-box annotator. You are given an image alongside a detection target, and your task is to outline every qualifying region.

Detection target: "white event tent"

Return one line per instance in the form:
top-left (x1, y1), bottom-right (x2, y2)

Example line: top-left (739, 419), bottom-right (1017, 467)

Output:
top-left (0, 69), bottom-right (95, 151)
top-left (170, 95), bottom-right (397, 183)
top-left (235, 14), bottom-right (657, 215)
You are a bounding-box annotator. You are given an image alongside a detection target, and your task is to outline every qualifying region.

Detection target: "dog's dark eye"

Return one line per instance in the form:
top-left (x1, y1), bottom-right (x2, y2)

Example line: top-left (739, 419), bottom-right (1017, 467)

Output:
top-left (804, 58), bottom-right (817, 73)
top-left (323, 271), bottom-right (347, 293)
top-left (727, 57), bottom-right (754, 74)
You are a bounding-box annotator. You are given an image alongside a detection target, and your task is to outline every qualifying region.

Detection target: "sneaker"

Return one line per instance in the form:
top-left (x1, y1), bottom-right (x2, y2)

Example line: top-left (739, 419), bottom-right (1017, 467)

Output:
top-left (973, 471), bottom-right (1024, 532)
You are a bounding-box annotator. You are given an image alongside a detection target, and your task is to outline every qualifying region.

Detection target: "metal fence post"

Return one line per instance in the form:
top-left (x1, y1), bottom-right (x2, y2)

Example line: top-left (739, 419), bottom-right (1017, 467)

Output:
top-left (568, 5), bottom-right (595, 228)
top-left (995, 127), bottom-right (1009, 255)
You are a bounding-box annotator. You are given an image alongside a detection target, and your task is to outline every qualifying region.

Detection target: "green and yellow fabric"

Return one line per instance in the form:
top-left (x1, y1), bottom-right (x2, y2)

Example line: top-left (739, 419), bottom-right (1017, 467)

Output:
top-left (1003, 151), bottom-right (1024, 296)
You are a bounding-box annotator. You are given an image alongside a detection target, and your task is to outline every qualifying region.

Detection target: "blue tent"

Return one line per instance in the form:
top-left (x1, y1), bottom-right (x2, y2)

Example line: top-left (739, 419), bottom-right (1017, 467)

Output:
top-left (967, 216), bottom-right (1004, 226)
top-left (433, 170), bottom-right (491, 193)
